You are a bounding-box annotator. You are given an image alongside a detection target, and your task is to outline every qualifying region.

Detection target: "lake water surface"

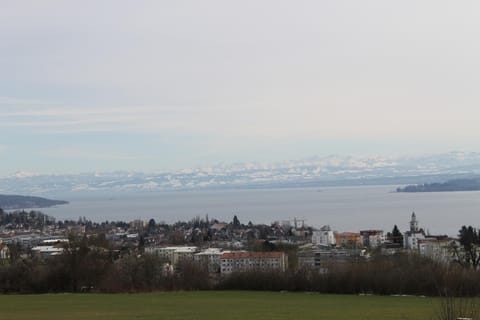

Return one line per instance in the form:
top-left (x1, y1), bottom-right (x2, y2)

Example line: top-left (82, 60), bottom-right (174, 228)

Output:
top-left (40, 185), bottom-right (480, 237)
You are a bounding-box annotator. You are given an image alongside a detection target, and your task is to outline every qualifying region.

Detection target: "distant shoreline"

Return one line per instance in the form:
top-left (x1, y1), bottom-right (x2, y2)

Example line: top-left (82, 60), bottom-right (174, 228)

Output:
top-left (396, 178), bottom-right (480, 193)
top-left (0, 194), bottom-right (68, 210)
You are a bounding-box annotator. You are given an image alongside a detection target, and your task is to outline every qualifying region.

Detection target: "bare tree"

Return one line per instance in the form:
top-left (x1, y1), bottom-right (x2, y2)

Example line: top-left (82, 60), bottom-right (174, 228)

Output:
top-left (433, 296), bottom-right (480, 320)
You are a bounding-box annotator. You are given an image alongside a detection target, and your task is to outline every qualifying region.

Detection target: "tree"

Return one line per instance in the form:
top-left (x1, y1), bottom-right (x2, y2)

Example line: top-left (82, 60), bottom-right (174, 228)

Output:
top-left (391, 225), bottom-right (403, 245)
top-left (232, 215), bottom-right (241, 228)
top-left (147, 218), bottom-right (156, 234)
top-left (454, 225), bottom-right (480, 268)
top-left (138, 235), bottom-right (145, 252)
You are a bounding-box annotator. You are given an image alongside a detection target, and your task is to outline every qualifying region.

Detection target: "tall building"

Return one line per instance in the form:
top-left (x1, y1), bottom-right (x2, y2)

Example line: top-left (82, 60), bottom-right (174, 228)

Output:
top-left (404, 212), bottom-right (425, 250)
top-left (410, 211), bottom-right (419, 232)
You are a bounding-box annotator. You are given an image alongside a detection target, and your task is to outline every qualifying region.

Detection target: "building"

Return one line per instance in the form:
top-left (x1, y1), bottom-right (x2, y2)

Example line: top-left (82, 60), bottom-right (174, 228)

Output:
top-left (403, 212), bottom-right (425, 250)
top-left (0, 243), bottom-right (9, 260)
top-left (335, 232), bottom-right (361, 248)
top-left (130, 220), bottom-right (147, 229)
top-left (419, 236), bottom-right (454, 263)
top-left (66, 225), bottom-right (86, 235)
top-left (220, 251), bottom-right (288, 274)
top-left (359, 230), bottom-right (385, 248)
top-left (30, 239), bottom-right (69, 258)
top-left (194, 248), bottom-right (227, 273)
top-left (312, 225), bottom-right (336, 247)
top-left (145, 246), bottom-right (199, 266)
top-left (297, 248), bottom-right (361, 272)
top-left (31, 245), bottom-right (64, 258)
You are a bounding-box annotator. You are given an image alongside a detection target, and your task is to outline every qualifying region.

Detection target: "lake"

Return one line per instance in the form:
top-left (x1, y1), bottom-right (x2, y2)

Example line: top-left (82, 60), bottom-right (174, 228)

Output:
top-left (40, 185), bottom-right (480, 237)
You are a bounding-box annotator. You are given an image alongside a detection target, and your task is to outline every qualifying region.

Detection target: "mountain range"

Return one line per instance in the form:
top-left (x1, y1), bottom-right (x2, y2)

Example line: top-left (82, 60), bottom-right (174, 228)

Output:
top-left (0, 152), bottom-right (479, 196)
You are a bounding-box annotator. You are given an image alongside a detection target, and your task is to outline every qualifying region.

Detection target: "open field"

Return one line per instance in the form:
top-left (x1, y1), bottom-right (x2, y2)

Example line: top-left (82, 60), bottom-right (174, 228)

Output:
top-left (0, 291), bottom-right (437, 320)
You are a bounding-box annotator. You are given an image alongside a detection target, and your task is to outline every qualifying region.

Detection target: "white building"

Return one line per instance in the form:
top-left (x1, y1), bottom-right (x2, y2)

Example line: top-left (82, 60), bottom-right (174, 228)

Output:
top-left (194, 248), bottom-right (227, 273)
top-left (404, 212), bottom-right (425, 250)
top-left (220, 251), bottom-right (288, 274)
top-left (312, 225), bottom-right (336, 247)
top-left (145, 246), bottom-right (199, 266)
top-left (0, 243), bottom-right (9, 260)
top-left (31, 245), bottom-right (64, 258)
top-left (419, 237), bottom-right (454, 263)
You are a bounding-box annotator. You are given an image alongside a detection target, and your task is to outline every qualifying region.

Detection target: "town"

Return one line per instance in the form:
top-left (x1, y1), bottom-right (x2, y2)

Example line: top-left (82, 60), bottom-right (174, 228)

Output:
top-left (0, 208), bottom-right (462, 276)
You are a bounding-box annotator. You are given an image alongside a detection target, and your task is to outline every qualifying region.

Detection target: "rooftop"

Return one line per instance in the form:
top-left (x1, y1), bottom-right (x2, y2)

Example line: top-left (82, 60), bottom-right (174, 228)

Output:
top-left (221, 251), bottom-right (284, 259)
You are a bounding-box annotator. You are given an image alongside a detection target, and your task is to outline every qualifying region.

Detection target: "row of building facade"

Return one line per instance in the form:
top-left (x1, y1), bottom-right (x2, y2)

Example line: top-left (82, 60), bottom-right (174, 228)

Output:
top-left (145, 246), bottom-right (288, 275)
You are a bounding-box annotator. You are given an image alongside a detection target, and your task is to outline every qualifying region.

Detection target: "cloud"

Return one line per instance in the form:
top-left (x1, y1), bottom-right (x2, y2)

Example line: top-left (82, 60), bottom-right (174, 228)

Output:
top-left (0, 96), bottom-right (54, 107)
top-left (0, 105), bottom-right (199, 133)
top-left (53, 147), bottom-right (162, 161)
top-left (1, 102), bottom-right (479, 144)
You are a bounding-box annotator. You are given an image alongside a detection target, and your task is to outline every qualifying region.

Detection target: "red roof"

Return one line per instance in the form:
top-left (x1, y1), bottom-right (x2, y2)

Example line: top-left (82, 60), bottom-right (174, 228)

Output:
top-left (221, 251), bottom-right (284, 259)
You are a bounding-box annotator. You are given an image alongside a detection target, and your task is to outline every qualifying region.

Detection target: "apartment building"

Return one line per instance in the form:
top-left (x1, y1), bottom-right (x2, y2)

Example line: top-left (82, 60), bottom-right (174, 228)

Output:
top-left (145, 246), bottom-right (199, 266)
top-left (220, 251), bottom-right (288, 274)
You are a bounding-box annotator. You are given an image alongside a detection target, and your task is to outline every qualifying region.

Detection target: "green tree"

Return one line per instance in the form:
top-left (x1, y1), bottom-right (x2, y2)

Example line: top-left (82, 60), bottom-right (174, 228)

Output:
top-left (454, 225), bottom-right (480, 268)
top-left (147, 218), bottom-right (156, 234)
top-left (232, 215), bottom-right (241, 228)
top-left (391, 225), bottom-right (403, 245)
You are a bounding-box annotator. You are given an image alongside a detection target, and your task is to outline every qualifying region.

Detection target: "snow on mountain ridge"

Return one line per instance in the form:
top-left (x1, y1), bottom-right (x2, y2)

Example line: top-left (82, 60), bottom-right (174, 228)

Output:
top-left (1, 152), bottom-right (479, 194)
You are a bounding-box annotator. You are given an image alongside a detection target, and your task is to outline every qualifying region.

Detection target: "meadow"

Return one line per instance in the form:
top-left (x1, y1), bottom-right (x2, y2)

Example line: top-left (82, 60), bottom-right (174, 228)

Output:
top-left (0, 291), bottom-right (436, 320)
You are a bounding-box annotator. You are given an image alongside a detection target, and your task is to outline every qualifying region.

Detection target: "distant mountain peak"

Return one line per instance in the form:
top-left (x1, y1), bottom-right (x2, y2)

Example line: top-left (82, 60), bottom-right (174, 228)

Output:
top-left (1, 151), bottom-right (479, 195)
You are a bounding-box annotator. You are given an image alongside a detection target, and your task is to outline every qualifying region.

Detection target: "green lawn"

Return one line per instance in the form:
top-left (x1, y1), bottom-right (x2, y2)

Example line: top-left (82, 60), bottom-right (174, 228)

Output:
top-left (0, 291), bottom-right (436, 320)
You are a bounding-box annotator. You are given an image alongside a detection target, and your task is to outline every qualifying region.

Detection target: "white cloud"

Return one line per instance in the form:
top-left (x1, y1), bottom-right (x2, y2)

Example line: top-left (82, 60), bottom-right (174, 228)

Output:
top-left (53, 147), bottom-right (161, 161)
top-left (0, 96), bottom-right (54, 106)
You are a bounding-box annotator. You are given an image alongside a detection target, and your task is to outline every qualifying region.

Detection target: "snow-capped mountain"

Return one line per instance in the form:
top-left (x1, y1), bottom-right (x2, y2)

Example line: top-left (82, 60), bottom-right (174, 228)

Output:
top-left (1, 152), bottom-right (479, 195)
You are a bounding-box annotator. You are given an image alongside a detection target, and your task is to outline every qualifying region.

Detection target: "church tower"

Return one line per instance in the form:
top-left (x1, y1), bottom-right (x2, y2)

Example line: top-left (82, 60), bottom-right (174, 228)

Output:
top-left (410, 211), bottom-right (419, 232)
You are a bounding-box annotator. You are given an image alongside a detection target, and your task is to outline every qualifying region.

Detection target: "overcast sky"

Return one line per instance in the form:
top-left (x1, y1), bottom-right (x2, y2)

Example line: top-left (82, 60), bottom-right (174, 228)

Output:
top-left (1, 0), bottom-right (480, 175)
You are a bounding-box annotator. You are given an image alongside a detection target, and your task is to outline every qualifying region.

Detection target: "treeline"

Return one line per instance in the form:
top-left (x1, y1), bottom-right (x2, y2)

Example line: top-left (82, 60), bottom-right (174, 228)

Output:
top-left (0, 255), bottom-right (211, 294)
top-left (0, 209), bottom-right (55, 229)
top-left (0, 232), bottom-right (215, 294)
top-left (1, 244), bottom-right (479, 296)
top-left (220, 255), bottom-right (479, 296)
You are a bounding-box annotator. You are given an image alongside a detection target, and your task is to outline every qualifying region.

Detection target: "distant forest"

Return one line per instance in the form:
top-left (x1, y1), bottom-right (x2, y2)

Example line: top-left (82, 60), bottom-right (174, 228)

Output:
top-left (397, 178), bottom-right (480, 193)
top-left (0, 194), bottom-right (68, 210)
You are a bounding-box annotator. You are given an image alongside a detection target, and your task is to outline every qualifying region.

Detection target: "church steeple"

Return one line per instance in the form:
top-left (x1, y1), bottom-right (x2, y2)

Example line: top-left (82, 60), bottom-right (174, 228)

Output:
top-left (410, 211), bottom-right (419, 232)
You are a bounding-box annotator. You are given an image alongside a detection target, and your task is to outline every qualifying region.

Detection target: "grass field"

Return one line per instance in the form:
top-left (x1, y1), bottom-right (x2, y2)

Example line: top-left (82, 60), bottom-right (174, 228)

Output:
top-left (0, 291), bottom-right (436, 320)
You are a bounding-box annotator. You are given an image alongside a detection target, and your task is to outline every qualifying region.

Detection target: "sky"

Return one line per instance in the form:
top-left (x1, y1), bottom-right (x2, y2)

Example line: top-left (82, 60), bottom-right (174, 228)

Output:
top-left (1, 0), bottom-right (480, 175)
